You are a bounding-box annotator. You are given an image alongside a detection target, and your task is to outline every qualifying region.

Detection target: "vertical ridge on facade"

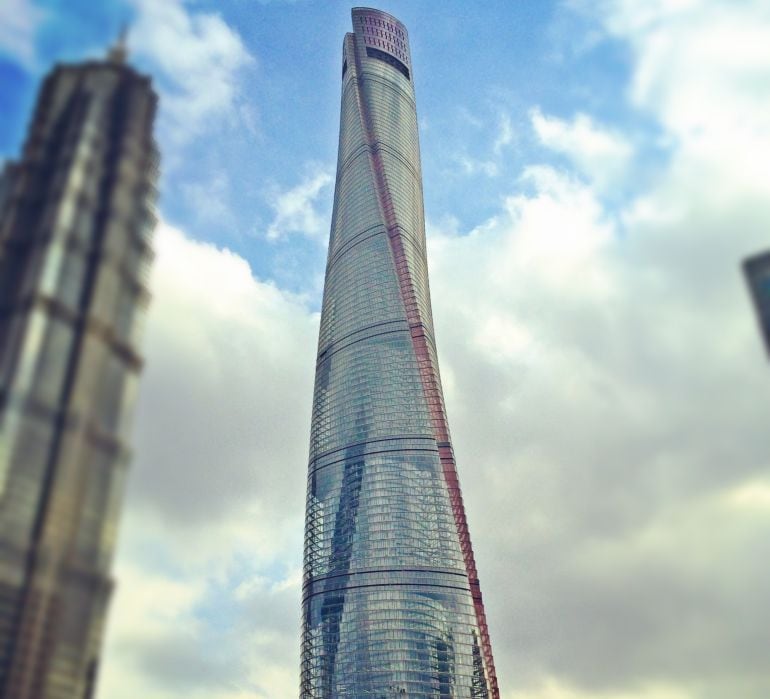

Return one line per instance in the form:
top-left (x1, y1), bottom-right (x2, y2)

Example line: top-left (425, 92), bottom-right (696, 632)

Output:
top-left (349, 19), bottom-right (499, 695)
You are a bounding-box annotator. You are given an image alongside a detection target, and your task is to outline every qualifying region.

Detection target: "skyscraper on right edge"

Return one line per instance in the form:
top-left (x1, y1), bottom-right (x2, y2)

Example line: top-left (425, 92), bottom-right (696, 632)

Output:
top-left (301, 8), bottom-right (498, 697)
top-left (743, 250), bottom-right (770, 358)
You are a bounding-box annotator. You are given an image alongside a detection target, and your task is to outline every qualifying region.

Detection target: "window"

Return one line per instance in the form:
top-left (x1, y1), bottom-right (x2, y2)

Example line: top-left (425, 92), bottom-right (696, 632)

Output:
top-left (365, 47), bottom-right (410, 80)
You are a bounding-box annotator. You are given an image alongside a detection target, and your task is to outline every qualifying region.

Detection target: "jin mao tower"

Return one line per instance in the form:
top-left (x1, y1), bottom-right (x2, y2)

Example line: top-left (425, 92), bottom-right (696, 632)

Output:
top-left (301, 8), bottom-right (498, 697)
top-left (0, 39), bottom-right (157, 698)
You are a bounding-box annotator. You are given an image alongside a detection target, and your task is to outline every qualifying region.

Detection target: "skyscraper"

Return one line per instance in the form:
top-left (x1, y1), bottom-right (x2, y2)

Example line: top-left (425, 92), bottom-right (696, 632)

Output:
top-left (301, 8), bottom-right (498, 697)
top-left (743, 250), bottom-right (770, 358)
top-left (0, 38), bottom-right (158, 699)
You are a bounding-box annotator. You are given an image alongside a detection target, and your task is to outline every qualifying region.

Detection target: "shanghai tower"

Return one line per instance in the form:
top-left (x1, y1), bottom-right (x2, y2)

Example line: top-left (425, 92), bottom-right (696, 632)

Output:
top-left (0, 38), bottom-right (157, 698)
top-left (301, 8), bottom-right (498, 697)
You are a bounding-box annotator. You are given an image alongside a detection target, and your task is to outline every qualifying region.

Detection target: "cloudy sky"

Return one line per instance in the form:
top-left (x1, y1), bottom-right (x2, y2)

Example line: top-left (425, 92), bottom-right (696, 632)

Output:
top-left (2, 0), bottom-right (770, 697)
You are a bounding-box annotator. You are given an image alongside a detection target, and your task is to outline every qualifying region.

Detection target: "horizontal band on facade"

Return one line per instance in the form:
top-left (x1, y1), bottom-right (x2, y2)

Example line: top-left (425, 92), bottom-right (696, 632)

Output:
top-left (0, 554), bottom-right (114, 594)
top-left (0, 232), bottom-right (153, 287)
top-left (369, 140), bottom-right (421, 179)
top-left (0, 293), bottom-right (145, 369)
top-left (326, 222), bottom-right (427, 278)
top-left (308, 436), bottom-right (438, 467)
top-left (338, 139), bottom-right (420, 184)
top-left (0, 390), bottom-right (133, 460)
top-left (309, 434), bottom-right (437, 466)
top-left (302, 579), bottom-right (471, 602)
top-left (314, 324), bottom-right (438, 374)
top-left (304, 566), bottom-right (466, 590)
top-left (319, 318), bottom-right (406, 354)
top-left (326, 223), bottom-right (384, 268)
top-left (385, 225), bottom-right (428, 260)
top-left (365, 46), bottom-right (410, 80)
top-left (316, 327), bottom-right (409, 365)
top-left (351, 70), bottom-right (416, 108)
top-left (318, 318), bottom-right (407, 358)
top-left (405, 318), bottom-right (439, 351)
top-left (308, 445), bottom-right (440, 477)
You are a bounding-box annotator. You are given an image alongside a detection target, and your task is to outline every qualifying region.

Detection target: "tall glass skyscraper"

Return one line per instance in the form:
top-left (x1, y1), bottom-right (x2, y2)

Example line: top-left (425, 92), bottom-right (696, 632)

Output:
top-left (0, 39), bottom-right (157, 699)
top-left (743, 250), bottom-right (770, 358)
top-left (301, 8), bottom-right (498, 697)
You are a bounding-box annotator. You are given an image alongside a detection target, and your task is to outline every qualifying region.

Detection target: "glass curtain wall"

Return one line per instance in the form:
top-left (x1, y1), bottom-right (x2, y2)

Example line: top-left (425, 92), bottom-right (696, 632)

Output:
top-left (301, 8), bottom-right (498, 697)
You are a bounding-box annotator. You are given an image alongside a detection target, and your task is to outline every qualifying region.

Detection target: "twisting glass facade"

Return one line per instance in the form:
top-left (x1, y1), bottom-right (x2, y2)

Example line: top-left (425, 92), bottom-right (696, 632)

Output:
top-left (301, 8), bottom-right (498, 697)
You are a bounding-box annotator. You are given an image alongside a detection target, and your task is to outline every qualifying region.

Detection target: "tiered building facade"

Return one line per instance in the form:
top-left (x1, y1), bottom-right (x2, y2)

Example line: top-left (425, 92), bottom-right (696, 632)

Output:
top-left (0, 43), bottom-right (157, 699)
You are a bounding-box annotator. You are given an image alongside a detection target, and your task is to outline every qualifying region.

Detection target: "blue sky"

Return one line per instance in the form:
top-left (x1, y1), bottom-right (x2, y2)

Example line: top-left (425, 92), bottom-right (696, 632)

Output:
top-left (3, 1), bottom-right (770, 698)
top-left (1, 0), bottom-right (651, 294)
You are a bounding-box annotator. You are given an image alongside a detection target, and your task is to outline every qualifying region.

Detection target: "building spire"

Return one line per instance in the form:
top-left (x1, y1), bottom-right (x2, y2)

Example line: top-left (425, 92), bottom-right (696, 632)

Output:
top-left (107, 23), bottom-right (129, 63)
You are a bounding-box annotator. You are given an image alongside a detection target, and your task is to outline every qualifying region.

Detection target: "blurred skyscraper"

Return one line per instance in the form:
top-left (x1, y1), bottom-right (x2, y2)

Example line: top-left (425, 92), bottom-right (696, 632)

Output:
top-left (743, 251), bottom-right (770, 359)
top-left (301, 8), bottom-right (498, 697)
top-left (0, 37), bottom-right (158, 699)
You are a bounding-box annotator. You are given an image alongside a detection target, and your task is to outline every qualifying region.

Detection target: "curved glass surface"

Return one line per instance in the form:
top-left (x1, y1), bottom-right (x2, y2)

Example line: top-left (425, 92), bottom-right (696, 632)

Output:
top-left (301, 8), bottom-right (497, 697)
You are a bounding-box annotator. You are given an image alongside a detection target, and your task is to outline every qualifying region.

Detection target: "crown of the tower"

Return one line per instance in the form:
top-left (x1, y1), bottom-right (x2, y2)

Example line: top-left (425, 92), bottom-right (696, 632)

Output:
top-left (351, 7), bottom-right (411, 71)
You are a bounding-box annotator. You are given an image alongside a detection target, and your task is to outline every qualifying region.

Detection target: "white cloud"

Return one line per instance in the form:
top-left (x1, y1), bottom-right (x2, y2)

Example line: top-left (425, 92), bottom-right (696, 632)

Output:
top-left (457, 105), bottom-right (485, 129)
top-left (425, 7), bottom-right (770, 694)
top-left (585, 0), bottom-right (770, 199)
top-left (101, 511), bottom-right (301, 699)
top-left (98, 222), bottom-right (316, 699)
top-left (455, 154), bottom-right (499, 177)
top-left (129, 0), bottom-right (255, 146)
top-left (181, 171), bottom-right (235, 228)
top-left (495, 165), bottom-right (613, 287)
top-left (449, 111), bottom-right (515, 177)
top-left (0, 0), bottom-right (45, 69)
top-left (99, 3), bottom-right (770, 698)
top-left (127, 222), bottom-right (317, 527)
top-left (428, 147), bottom-right (770, 697)
top-left (503, 679), bottom-right (692, 699)
top-left (266, 166), bottom-right (333, 241)
top-left (531, 108), bottom-right (633, 189)
top-left (726, 480), bottom-right (770, 511)
top-left (494, 112), bottom-right (515, 154)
